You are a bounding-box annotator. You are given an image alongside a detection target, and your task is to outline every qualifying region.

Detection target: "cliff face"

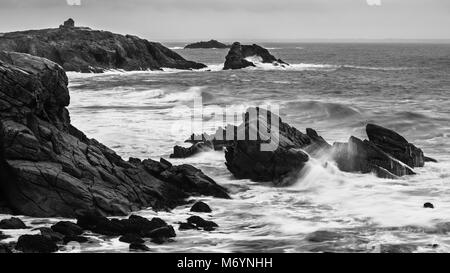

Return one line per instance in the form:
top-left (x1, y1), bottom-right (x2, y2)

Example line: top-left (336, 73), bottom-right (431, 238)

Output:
top-left (0, 24), bottom-right (206, 73)
top-left (0, 51), bottom-right (228, 218)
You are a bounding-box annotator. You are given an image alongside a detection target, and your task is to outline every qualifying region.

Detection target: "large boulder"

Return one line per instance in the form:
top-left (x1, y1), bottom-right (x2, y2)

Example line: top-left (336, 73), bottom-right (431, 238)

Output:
top-left (223, 42), bottom-right (288, 70)
top-left (0, 51), bottom-right (229, 218)
top-left (331, 122), bottom-right (437, 178)
top-left (224, 108), bottom-right (328, 185)
top-left (366, 124), bottom-right (425, 168)
top-left (332, 136), bottom-right (416, 179)
top-left (15, 235), bottom-right (59, 253)
top-left (0, 217), bottom-right (27, 229)
top-left (0, 20), bottom-right (206, 73)
top-left (184, 40), bottom-right (229, 49)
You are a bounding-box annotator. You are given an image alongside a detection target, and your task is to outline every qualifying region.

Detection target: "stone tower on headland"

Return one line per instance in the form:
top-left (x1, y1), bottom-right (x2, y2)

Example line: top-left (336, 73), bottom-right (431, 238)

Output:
top-left (60, 18), bottom-right (75, 28)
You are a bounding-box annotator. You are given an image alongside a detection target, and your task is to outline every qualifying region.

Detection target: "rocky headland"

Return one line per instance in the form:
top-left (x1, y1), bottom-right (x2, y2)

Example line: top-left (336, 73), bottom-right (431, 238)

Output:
top-left (223, 42), bottom-right (288, 70)
top-left (0, 51), bottom-right (229, 219)
top-left (0, 19), bottom-right (206, 73)
top-left (184, 40), bottom-right (229, 49)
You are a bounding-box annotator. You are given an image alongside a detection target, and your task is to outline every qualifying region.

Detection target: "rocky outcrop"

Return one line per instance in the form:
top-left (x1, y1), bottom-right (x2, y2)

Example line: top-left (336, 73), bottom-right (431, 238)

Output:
top-left (0, 20), bottom-right (206, 73)
top-left (366, 124), bottom-right (425, 168)
top-left (173, 108), bottom-right (433, 183)
top-left (332, 136), bottom-right (416, 179)
top-left (0, 51), bottom-right (229, 218)
top-left (184, 40), bottom-right (229, 49)
top-left (15, 235), bottom-right (59, 253)
top-left (223, 42), bottom-right (288, 70)
top-left (224, 108), bottom-right (329, 185)
top-left (331, 123), bottom-right (435, 179)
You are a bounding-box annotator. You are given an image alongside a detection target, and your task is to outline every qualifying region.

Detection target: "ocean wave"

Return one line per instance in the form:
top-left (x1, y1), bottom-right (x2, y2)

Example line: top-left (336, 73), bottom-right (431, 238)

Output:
top-left (66, 69), bottom-right (178, 79)
top-left (290, 157), bottom-right (450, 228)
top-left (169, 46), bottom-right (184, 50)
top-left (284, 100), bottom-right (363, 120)
top-left (70, 86), bottom-right (205, 109)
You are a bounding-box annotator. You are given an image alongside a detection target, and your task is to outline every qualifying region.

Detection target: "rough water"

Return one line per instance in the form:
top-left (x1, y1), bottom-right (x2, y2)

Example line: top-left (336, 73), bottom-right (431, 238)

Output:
top-left (2, 43), bottom-right (450, 253)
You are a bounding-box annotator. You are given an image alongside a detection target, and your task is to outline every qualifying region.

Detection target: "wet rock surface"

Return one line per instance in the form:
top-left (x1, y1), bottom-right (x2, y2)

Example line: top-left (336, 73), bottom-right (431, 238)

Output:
top-left (51, 221), bottom-right (83, 236)
top-left (190, 201), bottom-right (212, 213)
top-left (0, 20), bottom-right (206, 73)
top-left (187, 216), bottom-right (218, 231)
top-left (0, 51), bottom-right (229, 218)
top-left (15, 234), bottom-right (59, 253)
top-left (119, 234), bottom-right (145, 244)
top-left (0, 217), bottom-right (27, 229)
top-left (223, 42), bottom-right (288, 70)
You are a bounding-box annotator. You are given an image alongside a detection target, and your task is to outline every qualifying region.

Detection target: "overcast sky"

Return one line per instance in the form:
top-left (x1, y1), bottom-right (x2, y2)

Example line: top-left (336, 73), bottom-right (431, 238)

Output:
top-left (0, 0), bottom-right (449, 42)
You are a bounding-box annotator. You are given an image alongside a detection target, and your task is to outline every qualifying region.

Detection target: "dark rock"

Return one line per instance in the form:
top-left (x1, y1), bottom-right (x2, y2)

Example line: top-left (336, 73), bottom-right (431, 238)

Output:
top-left (190, 201), bottom-right (212, 213)
top-left (379, 244), bottom-right (418, 253)
top-left (223, 42), bottom-right (288, 70)
top-left (179, 222), bottom-right (198, 231)
top-left (129, 243), bottom-right (150, 251)
top-left (424, 202), bottom-right (434, 209)
top-left (159, 164), bottom-right (230, 199)
top-left (63, 235), bottom-right (89, 244)
top-left (306, 231), bottom-right (344, 243)
top-left (0, 244), bottom-right (12, 253)
top-left (224, 108), bottom-right (325, 185)
top-left (15, 235), bottom-right (58, 253)
top-left (187, 216), bottom-right (218, 231)
top-left (424, 156), bottom-right (438, 163)
top-left (0, 52), bottom-right (229, 217)
top-left (330, 123), bottom-right (431, 179)
top-left (38, 227), bottom-right (64, 243)
top-left (76, 213), bottom-right (123, 236)
top-left (185, 40), bottom-right (229, 49)
top-left (179, 107), bottom-right (330, 184)
top-left (77, 213), bottom-right (174, 238)
top-left (0, 217), bottom-right (27, 229)
top-left (145, 225), bottom-right (176, 239)
top-left (366, 124), bottom-right (425, 168)
top-left (119, 215), bottom-right (168, 236)
top-left (179, 108), bottom-right (428, 182)
top-left (119, 234), bottom-right (145, 244)
top-left (128, 157), bottom-right (142, 165)
top-left (170, 142), bottom-right (213, 159)
top-left (0, 23), bottom-right (206, 73)
top-left (0, 200), bottom-right (13, 215)
top-left (51, 221), bottom-right (83, 236)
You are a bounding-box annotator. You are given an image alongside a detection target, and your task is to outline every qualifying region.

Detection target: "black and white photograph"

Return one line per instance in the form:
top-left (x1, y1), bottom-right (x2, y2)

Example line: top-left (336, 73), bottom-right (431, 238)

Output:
top-left (0, 0), bottom-right (449, 259)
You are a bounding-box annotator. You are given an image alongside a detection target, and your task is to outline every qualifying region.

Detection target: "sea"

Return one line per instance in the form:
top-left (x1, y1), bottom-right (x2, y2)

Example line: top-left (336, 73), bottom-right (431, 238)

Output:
top-left (1, 42), bottom-right (450, 253)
